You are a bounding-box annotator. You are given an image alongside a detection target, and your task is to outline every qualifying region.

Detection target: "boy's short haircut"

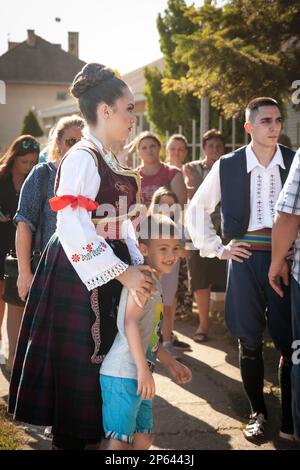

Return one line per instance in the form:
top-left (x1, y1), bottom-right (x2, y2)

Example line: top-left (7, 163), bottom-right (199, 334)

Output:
top-left (245, 97), bottom-right (280, 123)
top-left (138, 214), bottom-right (180, 245)
top-left (202, 129), bottom-right (225, 148)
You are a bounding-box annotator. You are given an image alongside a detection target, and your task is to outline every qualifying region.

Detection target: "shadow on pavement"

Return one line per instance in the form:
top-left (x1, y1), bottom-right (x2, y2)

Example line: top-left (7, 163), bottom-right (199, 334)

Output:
top-left (156, 314), bottom-right (290, 446)
top-left (153, 395), bottom-right (232, 450)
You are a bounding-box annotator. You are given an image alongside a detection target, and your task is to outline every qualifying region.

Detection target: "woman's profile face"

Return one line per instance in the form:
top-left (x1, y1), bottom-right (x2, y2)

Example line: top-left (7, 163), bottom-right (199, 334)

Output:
top-left (107, 88), bottom-right (136, 142)
top-left (13, 153), bottom-right (38, 176)
top-left (138, 138), bottom-right (161, 165)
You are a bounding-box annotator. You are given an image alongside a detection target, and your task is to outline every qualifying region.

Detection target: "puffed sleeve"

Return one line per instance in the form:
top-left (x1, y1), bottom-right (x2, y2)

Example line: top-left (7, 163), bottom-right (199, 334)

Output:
top-left (56, 149), bottom-right (129, 291)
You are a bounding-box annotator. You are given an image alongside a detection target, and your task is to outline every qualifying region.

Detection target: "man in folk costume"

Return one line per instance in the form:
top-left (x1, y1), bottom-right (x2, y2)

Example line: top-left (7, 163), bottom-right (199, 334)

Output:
top-left (186, 97), bottom-right (295, 441)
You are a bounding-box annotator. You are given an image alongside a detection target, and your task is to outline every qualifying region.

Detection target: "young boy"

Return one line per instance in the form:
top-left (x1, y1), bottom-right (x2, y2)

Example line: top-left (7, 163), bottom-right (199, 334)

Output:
top-left (100, 214), bottom-right (192, 450)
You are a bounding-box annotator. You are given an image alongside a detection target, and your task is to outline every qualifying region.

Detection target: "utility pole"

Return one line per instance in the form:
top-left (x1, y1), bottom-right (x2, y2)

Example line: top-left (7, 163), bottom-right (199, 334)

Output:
top-left (199, 96), bottom-right (210, 157)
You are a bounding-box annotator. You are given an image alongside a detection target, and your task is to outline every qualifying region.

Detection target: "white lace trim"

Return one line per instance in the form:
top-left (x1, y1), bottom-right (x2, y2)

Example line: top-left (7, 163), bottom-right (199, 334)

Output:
top-left (85, 260), bottom-right (129, 290)
top-left (90, 288), bottom-right (106, 364)
top-left (131, 254), bottom-right (144, 265)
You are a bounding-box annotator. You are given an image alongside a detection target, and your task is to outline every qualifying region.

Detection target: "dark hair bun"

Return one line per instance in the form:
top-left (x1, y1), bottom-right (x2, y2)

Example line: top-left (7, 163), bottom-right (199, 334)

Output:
top-left (71, 63), bottom-right (115, 98)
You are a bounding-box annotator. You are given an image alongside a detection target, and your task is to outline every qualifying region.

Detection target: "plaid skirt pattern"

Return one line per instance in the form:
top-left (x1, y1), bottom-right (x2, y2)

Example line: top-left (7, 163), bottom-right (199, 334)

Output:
top-left (8, 234), bottom-right (131, 440)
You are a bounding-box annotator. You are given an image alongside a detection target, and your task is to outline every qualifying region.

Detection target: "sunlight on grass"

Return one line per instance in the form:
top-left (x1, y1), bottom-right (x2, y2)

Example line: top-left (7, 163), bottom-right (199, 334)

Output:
top-left (0, 402), bottom-right (23, 450)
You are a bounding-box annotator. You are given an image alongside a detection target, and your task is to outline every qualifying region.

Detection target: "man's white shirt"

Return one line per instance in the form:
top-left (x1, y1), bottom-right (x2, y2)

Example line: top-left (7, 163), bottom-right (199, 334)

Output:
top-left (185, 143), bottom-right (285, 258)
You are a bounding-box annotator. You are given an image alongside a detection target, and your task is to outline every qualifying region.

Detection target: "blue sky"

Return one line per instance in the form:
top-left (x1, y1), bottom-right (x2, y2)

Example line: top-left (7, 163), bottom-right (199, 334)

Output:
top-left (0, 0), bottom-right (208, 74)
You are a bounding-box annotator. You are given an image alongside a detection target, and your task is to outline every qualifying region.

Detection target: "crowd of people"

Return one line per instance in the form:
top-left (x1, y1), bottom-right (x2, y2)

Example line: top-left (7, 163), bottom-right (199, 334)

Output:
top-left (0, 62), bottom-right (299, 450)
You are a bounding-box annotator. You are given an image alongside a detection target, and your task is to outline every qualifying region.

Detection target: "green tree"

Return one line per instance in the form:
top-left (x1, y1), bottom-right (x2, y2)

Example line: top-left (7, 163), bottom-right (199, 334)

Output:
top-left (144, 0), bottom-right (200, 141)
top-left (21, 110), bottom-right (44, 137)
top-left (162, 0), bottom-right (300, 118)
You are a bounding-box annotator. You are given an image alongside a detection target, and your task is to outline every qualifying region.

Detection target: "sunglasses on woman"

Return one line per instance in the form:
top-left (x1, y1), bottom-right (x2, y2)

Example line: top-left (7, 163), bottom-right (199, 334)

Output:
top-left (64, 137), bottom-right (81, 148)
top-left (21, 140), bottom-right (40, 151)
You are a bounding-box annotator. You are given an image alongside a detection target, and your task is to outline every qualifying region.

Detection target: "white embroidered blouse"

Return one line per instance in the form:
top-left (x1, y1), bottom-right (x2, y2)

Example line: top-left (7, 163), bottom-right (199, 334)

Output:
top-left (186, 143), bottom-right (285, 258)
top-left (55, 133), bottom-right (144, 291)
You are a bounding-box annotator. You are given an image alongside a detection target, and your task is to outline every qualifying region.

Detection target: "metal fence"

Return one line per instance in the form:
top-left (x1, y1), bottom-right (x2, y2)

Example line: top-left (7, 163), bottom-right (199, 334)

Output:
top-left (129, 96), bottom-right (300, 164)
top-left (129, 112), bottom-right (250, 165)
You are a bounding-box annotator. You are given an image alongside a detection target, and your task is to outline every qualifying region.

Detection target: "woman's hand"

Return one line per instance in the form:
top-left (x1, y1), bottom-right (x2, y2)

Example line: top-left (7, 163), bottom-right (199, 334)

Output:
top-left (221, 241), bottom-right (252, 263)
top-left (17, 271), bottom-right (34, 301)
top-left (116, 265), bottom-right (155, 307)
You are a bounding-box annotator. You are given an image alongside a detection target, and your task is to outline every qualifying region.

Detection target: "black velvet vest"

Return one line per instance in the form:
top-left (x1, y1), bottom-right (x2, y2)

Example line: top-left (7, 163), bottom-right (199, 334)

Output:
top-left (219, 145), bottom-right (295, 240)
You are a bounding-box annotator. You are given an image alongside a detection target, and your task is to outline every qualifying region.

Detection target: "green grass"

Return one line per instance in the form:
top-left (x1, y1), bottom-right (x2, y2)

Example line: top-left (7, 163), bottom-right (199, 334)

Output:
top-left (0, 401), bottom-right (23, 450)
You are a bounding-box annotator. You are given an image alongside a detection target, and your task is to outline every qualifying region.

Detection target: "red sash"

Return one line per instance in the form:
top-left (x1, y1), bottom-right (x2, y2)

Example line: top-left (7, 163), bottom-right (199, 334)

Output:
top-left (49, 195), bottom-right (99, 212)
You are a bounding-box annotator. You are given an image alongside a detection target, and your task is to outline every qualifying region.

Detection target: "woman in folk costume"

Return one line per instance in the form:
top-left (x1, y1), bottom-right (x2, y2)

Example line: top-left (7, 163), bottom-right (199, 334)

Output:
top-left (8, 63), bottom-right (154, 450)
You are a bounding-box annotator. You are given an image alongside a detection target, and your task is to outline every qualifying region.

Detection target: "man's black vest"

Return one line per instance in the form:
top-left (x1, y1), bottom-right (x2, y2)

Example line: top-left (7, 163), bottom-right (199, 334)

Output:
top-left (219, 144), bottom-right (295, 240)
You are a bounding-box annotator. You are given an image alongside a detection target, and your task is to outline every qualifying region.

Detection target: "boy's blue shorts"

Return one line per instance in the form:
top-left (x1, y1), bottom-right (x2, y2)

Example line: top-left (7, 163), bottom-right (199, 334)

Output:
top-left (100, 374), bottom-right (153, 444)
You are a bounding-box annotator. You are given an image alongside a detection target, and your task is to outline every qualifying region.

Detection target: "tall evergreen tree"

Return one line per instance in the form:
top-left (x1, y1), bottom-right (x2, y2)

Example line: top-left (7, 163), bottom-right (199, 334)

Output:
top-left (21, 110), bottom-right (44, 137)
top-left (162, 0), bottom-right (300, 118)
top-left (144, 0), bottom-right (200, 141)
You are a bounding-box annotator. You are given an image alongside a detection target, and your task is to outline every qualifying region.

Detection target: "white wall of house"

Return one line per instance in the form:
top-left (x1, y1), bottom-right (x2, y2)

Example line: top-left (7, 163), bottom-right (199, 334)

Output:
top-left (0, 83), bottom-right (70, 151)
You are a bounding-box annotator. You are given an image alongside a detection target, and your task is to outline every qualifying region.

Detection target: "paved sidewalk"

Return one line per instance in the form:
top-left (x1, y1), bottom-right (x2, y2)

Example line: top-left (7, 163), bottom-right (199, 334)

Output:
top-left (1, 308), bottom-right (299, 450)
